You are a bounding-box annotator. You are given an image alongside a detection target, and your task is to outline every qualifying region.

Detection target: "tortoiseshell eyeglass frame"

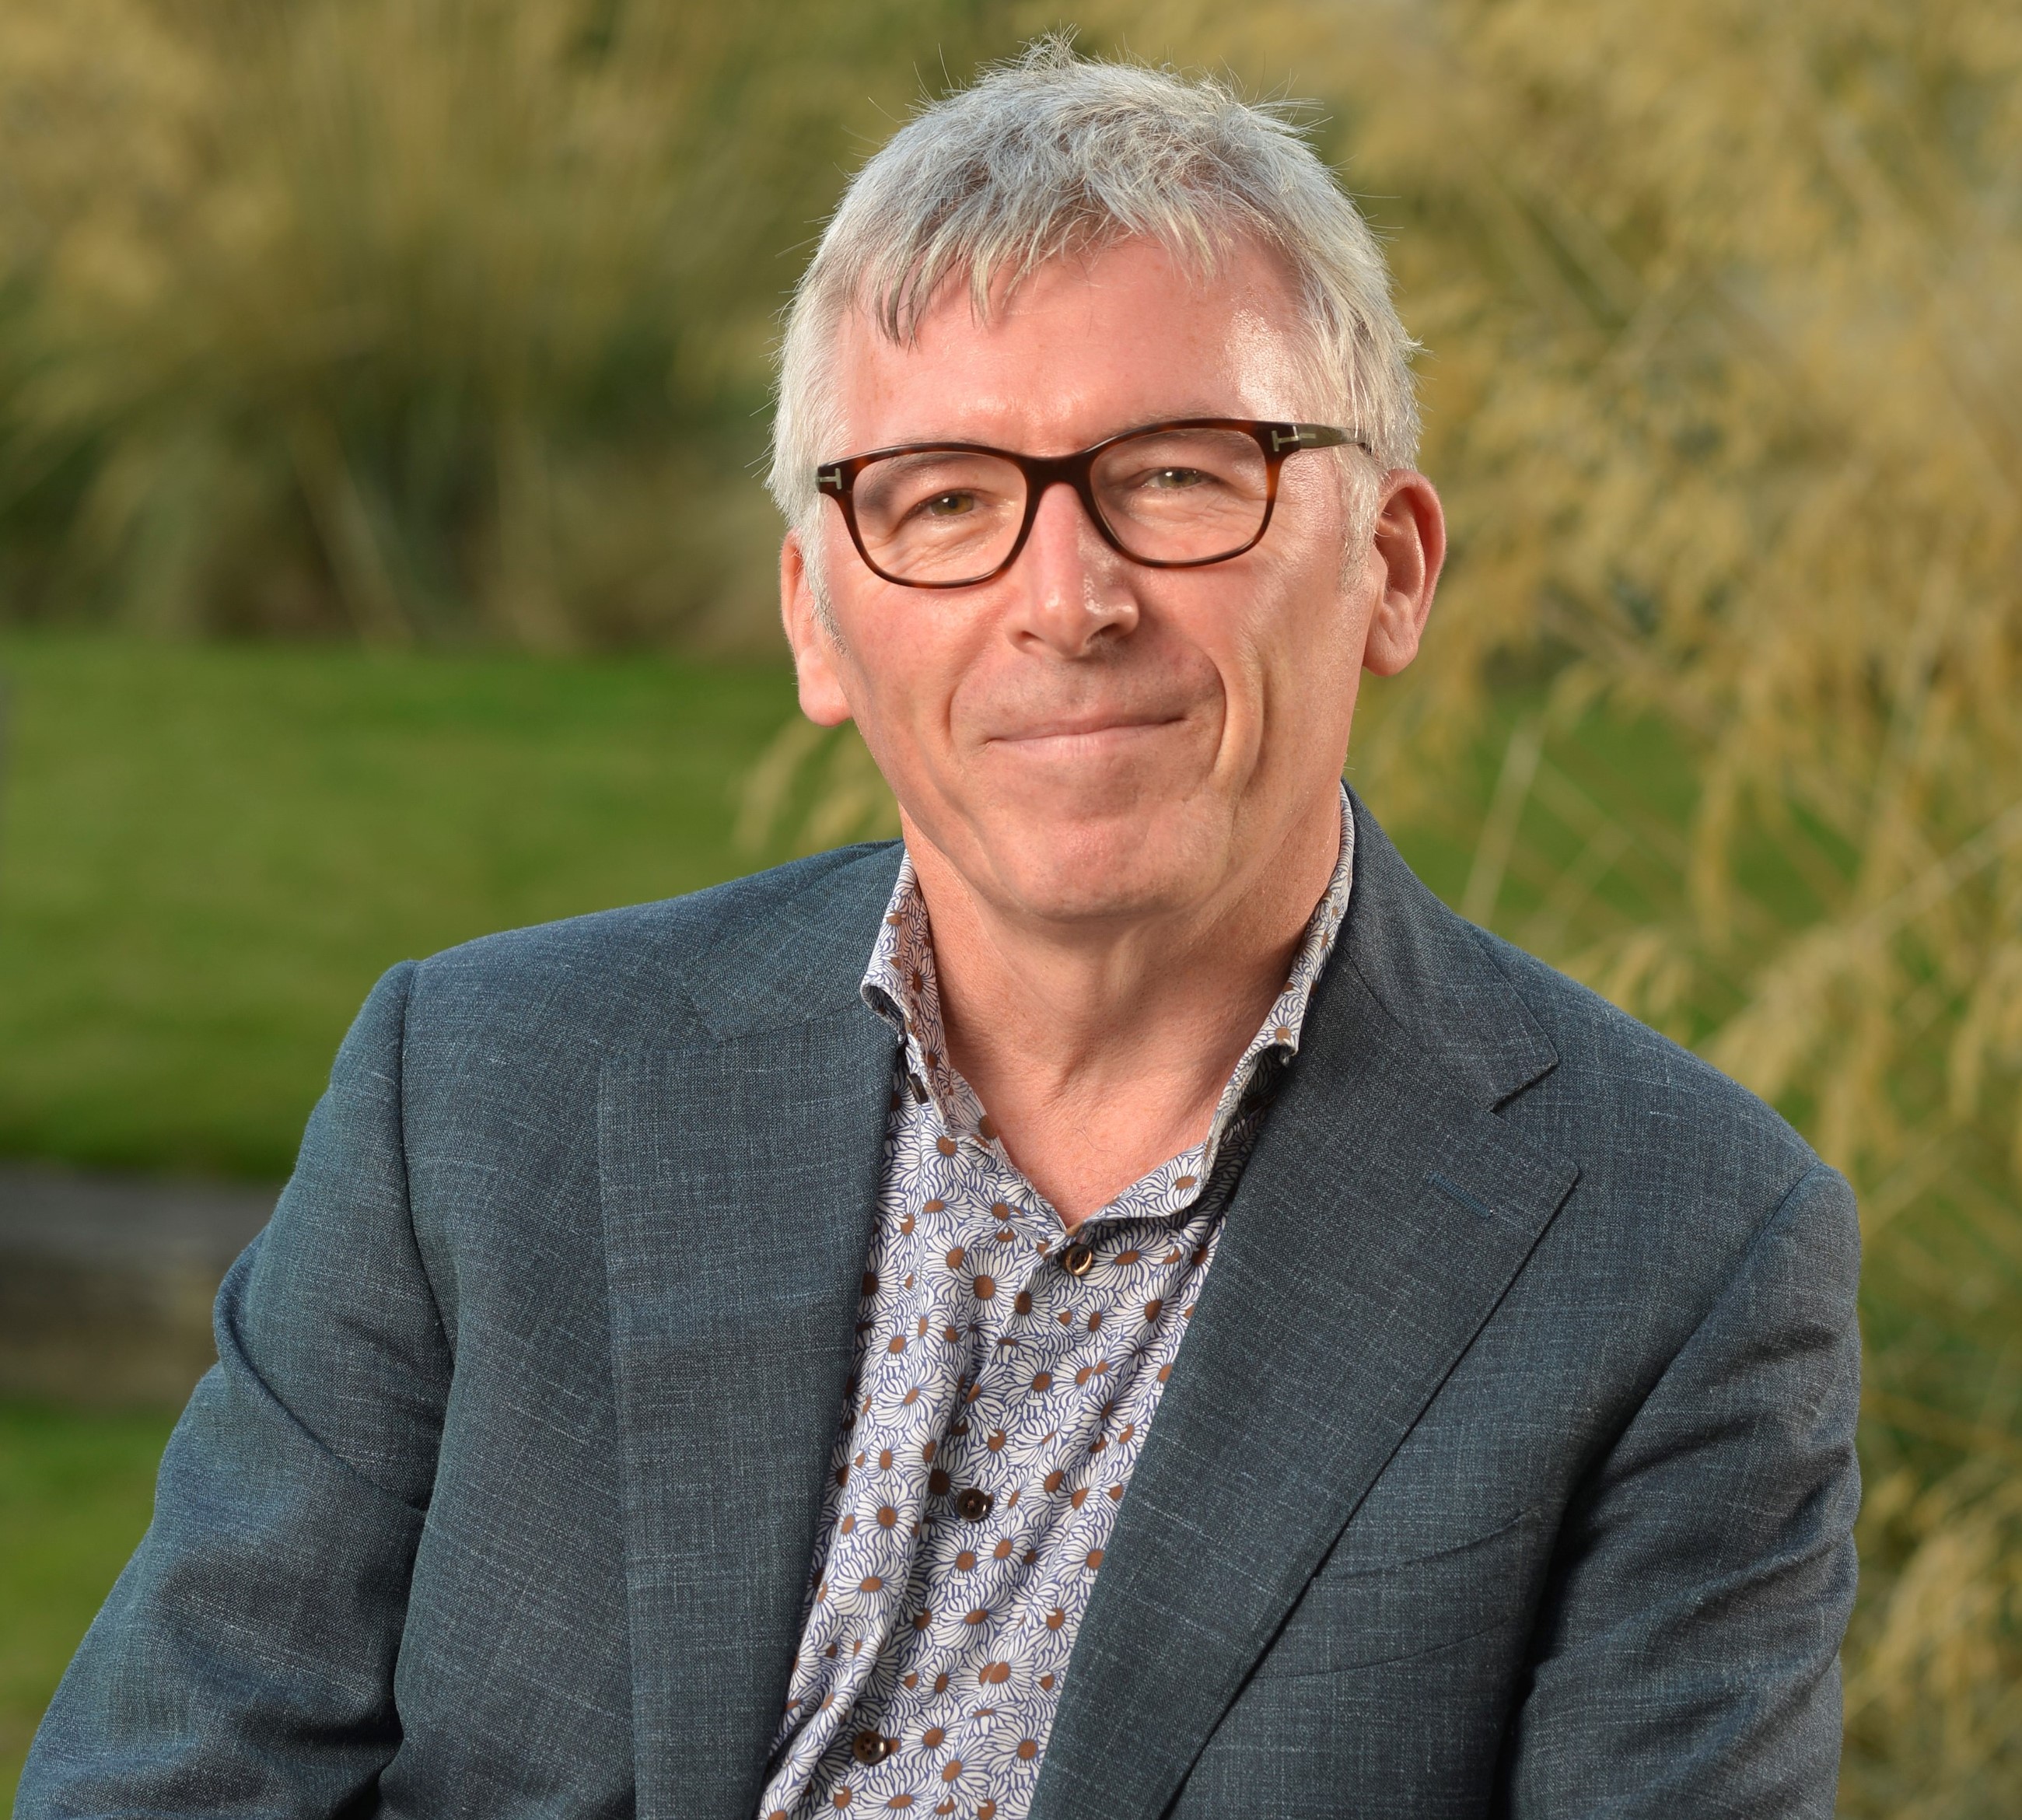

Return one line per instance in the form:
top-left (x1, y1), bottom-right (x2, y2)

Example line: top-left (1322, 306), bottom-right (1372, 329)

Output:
top-left (813, 418), bottom-right (1368, 590)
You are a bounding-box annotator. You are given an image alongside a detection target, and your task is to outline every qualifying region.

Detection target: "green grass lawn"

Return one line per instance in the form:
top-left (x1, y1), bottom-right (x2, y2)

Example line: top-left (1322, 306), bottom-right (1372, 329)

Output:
top-left (0, 1402), bottom-right (178, 1803)
top-left (0, 635), bottom-right (799, 1179)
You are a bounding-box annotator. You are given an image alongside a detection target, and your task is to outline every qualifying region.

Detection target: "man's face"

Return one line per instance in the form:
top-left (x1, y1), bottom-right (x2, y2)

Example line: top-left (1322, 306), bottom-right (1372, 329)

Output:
top-left (782, 234), bottom-right (1426, 932)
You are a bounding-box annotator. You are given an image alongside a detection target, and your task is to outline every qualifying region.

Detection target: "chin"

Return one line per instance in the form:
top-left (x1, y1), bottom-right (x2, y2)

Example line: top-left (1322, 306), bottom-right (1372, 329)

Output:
top-left (981, 803), bottom-right (1215, 926)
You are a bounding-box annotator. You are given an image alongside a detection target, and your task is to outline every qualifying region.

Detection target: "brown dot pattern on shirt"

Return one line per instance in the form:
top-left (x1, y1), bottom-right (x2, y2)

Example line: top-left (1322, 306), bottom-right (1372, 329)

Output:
top-left (761, 789), bottom-right (1355, 1820)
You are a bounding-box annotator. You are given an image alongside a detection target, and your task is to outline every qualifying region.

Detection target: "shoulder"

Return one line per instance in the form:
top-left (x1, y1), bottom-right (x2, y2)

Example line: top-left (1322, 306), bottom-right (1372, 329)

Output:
top-left (1345, 796), bottom-right (1817, 1204)
top-left (1486, 928), bottom-right (1808, 1160)
top-left (1471, 927), bottom-right (1848, 1277)
top-left (400, 841), bottom-right (904, 1055)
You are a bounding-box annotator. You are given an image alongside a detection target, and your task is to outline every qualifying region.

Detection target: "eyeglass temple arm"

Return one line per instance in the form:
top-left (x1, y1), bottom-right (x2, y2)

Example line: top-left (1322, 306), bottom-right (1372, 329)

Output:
top-left (1271, 423), bottom-right (1365, 453)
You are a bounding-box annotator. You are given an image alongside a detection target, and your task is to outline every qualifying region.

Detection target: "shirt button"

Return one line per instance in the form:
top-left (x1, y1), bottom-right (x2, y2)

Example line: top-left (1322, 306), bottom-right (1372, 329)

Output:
top-left (852, 1731), bottom-right (894, 1766)
top-left (953, 1486), bottom-right (995, 1521)
top-left (1061, 1241), bottom-right (1096, 1278)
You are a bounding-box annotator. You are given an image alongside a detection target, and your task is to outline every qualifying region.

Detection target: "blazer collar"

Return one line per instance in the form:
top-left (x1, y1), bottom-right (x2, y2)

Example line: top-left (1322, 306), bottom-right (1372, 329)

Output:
top-left (1334, 789), bottom-right (1558, 1108)
top-left (1027, 795), bottom-right (1578, 1820)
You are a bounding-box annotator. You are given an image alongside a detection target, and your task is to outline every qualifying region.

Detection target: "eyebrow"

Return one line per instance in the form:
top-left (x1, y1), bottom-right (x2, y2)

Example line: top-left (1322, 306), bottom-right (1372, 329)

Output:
top-left (844, 410), bottom-right (1285, 456)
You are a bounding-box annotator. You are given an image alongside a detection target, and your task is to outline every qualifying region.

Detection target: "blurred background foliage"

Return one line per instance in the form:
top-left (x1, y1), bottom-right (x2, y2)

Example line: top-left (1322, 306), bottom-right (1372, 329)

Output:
top-left (0, 0), bottom-right (1017, 647)
top-left (0, 0), bottom-right (2017, 1811)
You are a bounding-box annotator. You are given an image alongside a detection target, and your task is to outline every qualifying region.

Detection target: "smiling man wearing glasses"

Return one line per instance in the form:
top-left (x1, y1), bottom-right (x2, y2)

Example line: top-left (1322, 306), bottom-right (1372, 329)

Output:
top-left (24, 41), bottom-right (1859, 1820)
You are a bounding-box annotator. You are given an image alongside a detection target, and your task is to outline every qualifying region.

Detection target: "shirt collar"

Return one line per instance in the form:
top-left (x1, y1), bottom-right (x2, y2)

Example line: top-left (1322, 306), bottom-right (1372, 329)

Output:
top-left (862, 783), bottom-right (1355, 1183)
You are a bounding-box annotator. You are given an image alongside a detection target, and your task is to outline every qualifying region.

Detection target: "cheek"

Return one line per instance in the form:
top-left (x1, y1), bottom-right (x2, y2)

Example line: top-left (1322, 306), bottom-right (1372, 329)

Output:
top-left (1234, 565), bottom-right (1366, 745)
top-left (1274, 492), bottom-right (1370, 660)
top-left (837, 602), bottom-right (974, 754)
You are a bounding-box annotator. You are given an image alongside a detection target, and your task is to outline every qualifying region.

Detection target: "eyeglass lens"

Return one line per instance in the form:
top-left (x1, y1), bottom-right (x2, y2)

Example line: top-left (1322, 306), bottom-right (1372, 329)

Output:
top-left (850, 427), bottom-right (1272, 584)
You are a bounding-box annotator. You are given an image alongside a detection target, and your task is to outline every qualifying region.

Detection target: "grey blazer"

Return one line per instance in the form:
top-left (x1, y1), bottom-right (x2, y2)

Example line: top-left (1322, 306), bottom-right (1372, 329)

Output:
top-left (19, 795), bottom-right (1860, 1820)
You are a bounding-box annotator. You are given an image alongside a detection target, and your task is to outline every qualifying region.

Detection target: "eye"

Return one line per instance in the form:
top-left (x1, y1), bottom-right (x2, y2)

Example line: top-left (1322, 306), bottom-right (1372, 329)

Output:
top-left (922, 490), bottom-right (978, 518)
top-left (1145, 467), bottom-right (1210, 491)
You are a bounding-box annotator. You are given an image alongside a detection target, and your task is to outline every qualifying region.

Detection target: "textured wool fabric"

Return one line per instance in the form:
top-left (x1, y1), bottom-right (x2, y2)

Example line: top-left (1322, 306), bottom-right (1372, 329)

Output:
top-left (19, 794), bottom-right (1861, 1820)
top-left (761, 799), bottom-right (1352, 1818)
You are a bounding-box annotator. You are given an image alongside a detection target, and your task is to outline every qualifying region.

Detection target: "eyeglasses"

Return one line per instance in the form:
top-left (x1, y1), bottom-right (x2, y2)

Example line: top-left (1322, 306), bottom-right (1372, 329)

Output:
top-left (815, 418), bottom-right (1366, 590)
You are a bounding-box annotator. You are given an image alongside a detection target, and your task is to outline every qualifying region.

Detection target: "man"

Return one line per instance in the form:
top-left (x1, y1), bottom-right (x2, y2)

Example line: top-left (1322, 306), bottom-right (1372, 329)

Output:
top-left (23, 43), bottom-right (1859, 1820)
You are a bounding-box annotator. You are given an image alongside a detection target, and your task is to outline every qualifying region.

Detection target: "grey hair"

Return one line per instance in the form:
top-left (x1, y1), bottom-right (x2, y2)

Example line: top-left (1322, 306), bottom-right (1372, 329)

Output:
top-left (768, 37), bottom-right (1420, 593)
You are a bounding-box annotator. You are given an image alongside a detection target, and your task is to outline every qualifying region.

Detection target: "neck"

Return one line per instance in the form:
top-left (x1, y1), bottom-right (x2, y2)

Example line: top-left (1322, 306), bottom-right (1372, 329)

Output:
top-left (902, 787), bottom-right (1344, 1226)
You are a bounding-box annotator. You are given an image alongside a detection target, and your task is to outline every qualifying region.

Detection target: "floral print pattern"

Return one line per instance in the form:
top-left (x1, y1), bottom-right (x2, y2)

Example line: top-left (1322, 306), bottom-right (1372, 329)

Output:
top-left (759, 789), bottom-right (1355, 1820)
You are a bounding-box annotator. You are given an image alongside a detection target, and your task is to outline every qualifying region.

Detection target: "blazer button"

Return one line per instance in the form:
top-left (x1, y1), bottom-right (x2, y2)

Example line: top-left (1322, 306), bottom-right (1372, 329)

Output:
top-left (1061, 1241), bottom-right (1095, 1278)
top-left (852, 1731), bottom-right (894, 1766)
top-left (953, 1486), bottom-right (994, 1521)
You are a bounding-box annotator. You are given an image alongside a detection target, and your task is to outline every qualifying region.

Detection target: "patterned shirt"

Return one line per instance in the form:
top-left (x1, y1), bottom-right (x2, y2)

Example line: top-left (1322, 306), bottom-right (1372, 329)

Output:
top-left (759, 788), bottom-right (1356, 1820)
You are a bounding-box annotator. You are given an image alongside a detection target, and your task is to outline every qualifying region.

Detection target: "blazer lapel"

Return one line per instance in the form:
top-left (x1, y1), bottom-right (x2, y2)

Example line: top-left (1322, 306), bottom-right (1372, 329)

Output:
top-left (1030, 807), bottom-right (1581, 1820)
top-left (600, 999), bottom-right (898, 1820)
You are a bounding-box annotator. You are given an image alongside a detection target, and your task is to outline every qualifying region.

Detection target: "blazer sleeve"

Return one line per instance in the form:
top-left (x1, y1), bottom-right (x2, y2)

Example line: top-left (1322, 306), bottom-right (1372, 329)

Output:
top-left (19, 961), bottom-right (454, 1819)
top-left (1506, 1159), bottom-right (1863, 1817)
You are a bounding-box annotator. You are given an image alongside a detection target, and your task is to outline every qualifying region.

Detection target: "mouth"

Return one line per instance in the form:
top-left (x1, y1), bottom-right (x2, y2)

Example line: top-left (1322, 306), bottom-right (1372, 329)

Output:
top-left (987, 716), bottom-right (1186, 758)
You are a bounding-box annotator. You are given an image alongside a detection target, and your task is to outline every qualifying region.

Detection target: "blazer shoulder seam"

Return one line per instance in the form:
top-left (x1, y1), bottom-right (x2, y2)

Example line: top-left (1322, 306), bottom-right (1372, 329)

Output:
top-left (1656, 1157), bottom-right (1852, 1386)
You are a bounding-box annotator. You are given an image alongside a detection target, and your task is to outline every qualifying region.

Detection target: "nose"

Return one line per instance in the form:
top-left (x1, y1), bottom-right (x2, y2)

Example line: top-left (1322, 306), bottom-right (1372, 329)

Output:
top-left (1005, 478), bottom-right (1140, 655)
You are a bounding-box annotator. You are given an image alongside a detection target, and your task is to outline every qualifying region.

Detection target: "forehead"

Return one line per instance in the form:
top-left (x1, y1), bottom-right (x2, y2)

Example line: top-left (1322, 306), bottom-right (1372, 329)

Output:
top-left (831, 234), bottom-right (1314, 457)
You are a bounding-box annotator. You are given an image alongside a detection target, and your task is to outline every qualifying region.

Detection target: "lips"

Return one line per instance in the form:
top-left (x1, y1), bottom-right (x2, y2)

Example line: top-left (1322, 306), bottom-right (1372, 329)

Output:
top-left (986, 712), bottom-right (1185, 746)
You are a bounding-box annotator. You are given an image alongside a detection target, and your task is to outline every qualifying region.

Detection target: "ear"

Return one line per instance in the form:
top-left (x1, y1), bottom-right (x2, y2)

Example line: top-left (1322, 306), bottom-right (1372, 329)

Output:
top-left (1361, 471), bottom-right (1447, 677)
top-left (780, 530), bottom-right (855, 727)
